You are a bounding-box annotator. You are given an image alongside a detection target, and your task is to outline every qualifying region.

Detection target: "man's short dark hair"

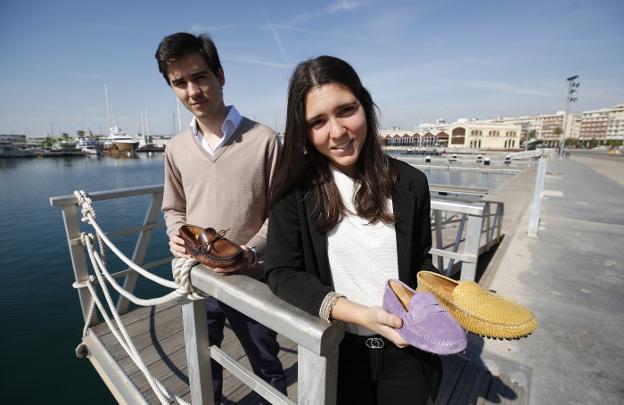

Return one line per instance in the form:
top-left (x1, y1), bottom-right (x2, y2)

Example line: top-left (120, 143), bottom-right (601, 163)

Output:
top-left (155, 32), bottom-right (223, 85)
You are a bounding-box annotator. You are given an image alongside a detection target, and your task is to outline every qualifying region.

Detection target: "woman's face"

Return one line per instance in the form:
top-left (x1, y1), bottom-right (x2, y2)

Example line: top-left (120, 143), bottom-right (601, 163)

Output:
top-left (304, 83), bottom-right (367, 177)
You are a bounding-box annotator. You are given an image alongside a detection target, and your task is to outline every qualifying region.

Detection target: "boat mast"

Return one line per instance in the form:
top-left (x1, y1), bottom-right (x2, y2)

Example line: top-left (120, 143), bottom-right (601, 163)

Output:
top-left (144, 108), bottom-right (150, 137)
top-left (104, 84), bottom-right (113, 128)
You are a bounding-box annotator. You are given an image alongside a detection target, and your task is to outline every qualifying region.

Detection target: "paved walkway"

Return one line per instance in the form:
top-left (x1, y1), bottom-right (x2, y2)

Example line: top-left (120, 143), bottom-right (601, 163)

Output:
top-left (466, 153), bottom-right (624, 404)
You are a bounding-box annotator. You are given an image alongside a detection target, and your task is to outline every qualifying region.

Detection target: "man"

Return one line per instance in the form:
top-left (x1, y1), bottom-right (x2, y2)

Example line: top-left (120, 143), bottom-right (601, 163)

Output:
top-left (155, 32), bottom-right (286, 403)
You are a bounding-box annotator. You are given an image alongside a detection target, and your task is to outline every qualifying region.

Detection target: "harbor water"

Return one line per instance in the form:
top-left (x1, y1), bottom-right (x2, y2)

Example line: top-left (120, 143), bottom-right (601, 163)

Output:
top-left (0, 154), bottom-right (514, 404)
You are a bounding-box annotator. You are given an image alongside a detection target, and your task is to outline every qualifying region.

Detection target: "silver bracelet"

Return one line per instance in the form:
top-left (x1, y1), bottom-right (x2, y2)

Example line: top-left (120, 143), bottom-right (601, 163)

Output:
top-left (246, 246), bottom-right (257, 267)
top-left (319, 292), bottom-right (344, 322)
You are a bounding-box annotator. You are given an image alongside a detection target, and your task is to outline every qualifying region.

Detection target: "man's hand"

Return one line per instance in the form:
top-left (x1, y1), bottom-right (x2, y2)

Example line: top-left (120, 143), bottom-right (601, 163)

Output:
top-left (169, 233), bottom-right (192, 258)
top-left (213, 245), bottom-right (254, 275)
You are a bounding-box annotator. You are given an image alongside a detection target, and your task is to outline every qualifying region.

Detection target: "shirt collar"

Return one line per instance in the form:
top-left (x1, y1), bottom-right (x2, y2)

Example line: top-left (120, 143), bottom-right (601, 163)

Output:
top-left (189, 105), bottom-right (242, 140)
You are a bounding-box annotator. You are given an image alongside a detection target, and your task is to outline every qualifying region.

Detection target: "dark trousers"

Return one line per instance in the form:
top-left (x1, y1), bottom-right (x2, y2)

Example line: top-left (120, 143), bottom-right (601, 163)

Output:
top-left (337, 333), bottom-right (442, 405)
top-left (205, 296), bottom-right (287, 404)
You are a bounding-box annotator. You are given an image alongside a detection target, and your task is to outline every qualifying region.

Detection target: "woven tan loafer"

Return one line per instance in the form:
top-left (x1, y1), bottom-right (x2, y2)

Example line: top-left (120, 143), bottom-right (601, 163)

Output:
top-left (179, 225), bottom-right (244, 268)
top-left (416, 271), bottom-right (538, 339)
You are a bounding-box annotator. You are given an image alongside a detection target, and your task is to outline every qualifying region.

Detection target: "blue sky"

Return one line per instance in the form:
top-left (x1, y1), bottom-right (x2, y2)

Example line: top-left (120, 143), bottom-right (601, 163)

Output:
top-left (1, 0), bottom-right (623, 137)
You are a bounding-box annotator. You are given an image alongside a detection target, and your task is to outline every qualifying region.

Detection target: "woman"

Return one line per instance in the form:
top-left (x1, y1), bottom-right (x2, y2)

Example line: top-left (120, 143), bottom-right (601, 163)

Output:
top-left (265, 56), bottom-right (442, 404)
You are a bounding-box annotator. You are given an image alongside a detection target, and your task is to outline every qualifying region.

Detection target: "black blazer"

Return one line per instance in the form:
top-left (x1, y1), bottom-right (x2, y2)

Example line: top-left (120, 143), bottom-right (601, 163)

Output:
top-left (265, 158), bottom-right (437, 317)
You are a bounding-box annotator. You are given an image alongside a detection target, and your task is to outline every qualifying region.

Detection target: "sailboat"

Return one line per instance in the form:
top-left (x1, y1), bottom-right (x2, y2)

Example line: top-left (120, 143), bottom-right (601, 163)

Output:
top-left (102, 85), bottom-right (139, 157)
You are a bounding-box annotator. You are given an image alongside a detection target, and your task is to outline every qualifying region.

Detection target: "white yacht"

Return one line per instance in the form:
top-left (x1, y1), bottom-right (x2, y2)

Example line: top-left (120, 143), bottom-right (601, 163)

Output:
top-left (103, 123), bottom-right (139, 156)
top-left (76, 138), bottom-right (101, 156)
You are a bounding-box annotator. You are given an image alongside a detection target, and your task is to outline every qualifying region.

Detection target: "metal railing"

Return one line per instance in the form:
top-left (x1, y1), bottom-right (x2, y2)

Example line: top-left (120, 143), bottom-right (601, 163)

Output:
top-left (430, 199), bottom-right (503, 280)
top-left (51, 184), bottom-right (504, 404)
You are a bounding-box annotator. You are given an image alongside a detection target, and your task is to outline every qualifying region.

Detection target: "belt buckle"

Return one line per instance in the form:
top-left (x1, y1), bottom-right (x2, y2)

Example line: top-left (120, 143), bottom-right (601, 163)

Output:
top-left (365, 337), bottom-right (385, 349)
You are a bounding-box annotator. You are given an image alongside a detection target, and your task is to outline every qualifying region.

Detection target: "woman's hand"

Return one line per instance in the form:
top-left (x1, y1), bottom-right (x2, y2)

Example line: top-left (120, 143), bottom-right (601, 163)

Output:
top-left (331, 298), bottom-right (409, 348)
top-left (362, 306), bottom-right (409, 348)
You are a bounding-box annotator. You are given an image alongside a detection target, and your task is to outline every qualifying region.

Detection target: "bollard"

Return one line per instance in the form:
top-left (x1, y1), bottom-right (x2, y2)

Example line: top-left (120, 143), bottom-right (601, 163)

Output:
top-left (528, 157), bottom-right (547, 237)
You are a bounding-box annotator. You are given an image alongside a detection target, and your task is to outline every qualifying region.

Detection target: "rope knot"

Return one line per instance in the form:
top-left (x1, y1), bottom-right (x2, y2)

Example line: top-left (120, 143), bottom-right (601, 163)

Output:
top-left (172, 258), bottom-right (204, 300)
top-left (74, 190), bottom-right (96, 222)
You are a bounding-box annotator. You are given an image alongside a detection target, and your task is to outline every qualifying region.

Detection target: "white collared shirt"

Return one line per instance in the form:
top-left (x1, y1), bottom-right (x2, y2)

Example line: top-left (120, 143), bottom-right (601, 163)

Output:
top-left (190, 105), bottom-right (242, 154)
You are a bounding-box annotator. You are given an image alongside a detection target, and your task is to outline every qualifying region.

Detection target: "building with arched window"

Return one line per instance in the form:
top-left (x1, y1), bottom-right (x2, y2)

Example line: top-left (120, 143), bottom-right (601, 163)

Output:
top-left (448, 121), bottom-right (521, 150)
top-left (379, 120), bottom-right (520, 151)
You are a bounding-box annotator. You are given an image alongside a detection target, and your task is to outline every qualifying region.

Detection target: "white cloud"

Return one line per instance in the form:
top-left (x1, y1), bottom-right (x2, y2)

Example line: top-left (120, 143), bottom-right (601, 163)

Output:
top-left (327, 0), bottom-right (369, 14)
top-left (287, 0), bottom-right (369, 25)
top-left (69, 73), bottom-right (111, 80)
top-left (464, 81), bottom-right (550, 97)
top-left (189, 24), bottom-right (236, 34)
top-left (258, 2), bottom-right (290, 65)
top-left (223, 56), bottom-right (292, 69)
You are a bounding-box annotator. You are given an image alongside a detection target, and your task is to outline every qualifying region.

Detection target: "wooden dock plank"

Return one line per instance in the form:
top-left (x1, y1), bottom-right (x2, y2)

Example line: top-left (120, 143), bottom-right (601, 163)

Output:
top-left (99, 307), bottom-right (185, 365)
top-left (91, 300), bottom-right (180, 336)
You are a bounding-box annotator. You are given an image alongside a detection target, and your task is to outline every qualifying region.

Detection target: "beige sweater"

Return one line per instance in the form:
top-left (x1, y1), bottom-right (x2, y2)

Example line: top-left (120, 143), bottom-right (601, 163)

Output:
top-left (162, 117), bottom-right (280, 260)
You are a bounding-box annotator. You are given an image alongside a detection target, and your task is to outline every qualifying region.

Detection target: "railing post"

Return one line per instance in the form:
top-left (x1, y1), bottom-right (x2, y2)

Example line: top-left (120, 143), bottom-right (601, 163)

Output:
top-left (460, 212), bottom-right (484, 281)
top-left (181, 296), bottom-right (214, 405)
top-left (61, 204), bottom-right (96, 326)
top-left (433, 210), bottom-right (444, 271)
top-left (528, 156), bottom-right (547, 237)
top-left (447, 214), bottom-right (467, 275)
top-left (117, 191), bottom-right (164, 314)
top-left (496, 203), bottom-right (504, 241)
top-left (298, 344), bottom-right (340, 405)
top-left (482, 202), bottom-right (491, 246)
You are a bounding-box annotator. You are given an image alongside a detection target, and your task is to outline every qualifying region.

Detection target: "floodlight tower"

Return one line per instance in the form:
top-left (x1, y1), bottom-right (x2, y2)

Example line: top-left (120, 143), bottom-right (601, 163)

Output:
top-left (559, 75), bottom-right (580, 159)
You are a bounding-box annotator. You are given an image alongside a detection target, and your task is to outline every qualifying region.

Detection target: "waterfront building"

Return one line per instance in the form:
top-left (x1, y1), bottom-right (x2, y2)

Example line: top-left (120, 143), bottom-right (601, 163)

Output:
top-left (448, 120), bottom-right (521, 151)
top-left (380, 119), bottom-right (521, 151)
top-left (494, 103), bottom-right (624, 147)
top-left (493, 112), bottom-right (567, 148)
top-left (0, 134), bottom-right (27, 145)
top-left (606, 104), bottom-right (624, 143)
top-left (380, 102), bottom-right (623, 151)
top-left (579, 108), bottom-right (609, 143)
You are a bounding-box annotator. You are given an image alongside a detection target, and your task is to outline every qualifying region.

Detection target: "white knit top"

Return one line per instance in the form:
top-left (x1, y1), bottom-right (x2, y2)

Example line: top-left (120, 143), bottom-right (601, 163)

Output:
top-left (327, 166), bottom-right (399, 335)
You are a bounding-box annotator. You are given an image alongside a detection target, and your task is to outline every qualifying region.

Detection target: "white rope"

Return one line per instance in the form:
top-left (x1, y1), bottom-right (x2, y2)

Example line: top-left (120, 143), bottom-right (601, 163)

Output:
top-left (72, 190), bottom-right (206, 404)
top-left (74, 190), bottom-right (178, 289)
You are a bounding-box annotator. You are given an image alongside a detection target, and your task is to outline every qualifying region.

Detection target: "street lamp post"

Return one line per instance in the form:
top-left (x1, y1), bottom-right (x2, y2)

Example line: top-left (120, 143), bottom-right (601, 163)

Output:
top-left (559, 75), bottom-right (580, 159)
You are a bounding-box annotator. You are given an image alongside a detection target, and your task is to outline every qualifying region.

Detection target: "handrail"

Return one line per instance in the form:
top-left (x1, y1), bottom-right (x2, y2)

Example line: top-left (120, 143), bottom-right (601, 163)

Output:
top-left (51, 183), bottom-right (490, 207)
top-left (49, 184), bottom-right (164, 207)
top-left (431, 199), bottom-right (484, 216)
top-left (190, 268), bottom-right (344, 357)
top-left (430, 183), bottom-right (489, 197)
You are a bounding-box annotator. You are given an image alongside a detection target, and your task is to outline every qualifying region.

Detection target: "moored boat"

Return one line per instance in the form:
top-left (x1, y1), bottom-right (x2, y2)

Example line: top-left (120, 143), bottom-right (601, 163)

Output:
top-left (76, 138), bottom-right (102, 156)
top-left (102, 123), bottom-right (139, 157)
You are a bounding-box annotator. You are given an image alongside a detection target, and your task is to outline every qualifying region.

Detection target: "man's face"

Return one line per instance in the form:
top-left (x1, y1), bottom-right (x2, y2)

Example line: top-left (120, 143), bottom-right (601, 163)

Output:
top-left (166, 53), bottom-right (225, 120)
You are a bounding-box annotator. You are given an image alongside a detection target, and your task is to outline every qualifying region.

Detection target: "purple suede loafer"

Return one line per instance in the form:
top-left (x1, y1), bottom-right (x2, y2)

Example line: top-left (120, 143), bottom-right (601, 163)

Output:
top-left (383, 279), bottom-right (467, 355)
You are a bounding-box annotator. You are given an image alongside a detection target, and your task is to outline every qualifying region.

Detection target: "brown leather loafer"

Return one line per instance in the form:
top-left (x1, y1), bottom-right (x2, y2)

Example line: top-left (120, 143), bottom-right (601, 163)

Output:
top-left (178, 224), bottom-right (244, 268)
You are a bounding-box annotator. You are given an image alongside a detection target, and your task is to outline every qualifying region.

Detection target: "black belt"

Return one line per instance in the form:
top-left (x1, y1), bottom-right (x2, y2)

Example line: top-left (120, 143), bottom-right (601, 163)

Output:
top-left (343, 333), bottom-right (387, 349)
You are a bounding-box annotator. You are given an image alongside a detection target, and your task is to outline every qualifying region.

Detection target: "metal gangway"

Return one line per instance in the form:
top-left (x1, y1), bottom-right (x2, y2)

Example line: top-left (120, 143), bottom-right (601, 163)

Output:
top-left (50, 184), bottom-right (507, 404)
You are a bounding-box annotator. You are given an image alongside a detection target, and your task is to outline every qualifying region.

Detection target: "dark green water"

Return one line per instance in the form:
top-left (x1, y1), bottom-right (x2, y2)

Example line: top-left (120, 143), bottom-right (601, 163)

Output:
top-left (0, 154), bottom-right (512, 404)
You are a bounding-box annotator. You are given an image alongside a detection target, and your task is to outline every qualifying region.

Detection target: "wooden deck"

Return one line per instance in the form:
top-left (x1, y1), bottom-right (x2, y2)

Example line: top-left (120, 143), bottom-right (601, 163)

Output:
top-left (88, 302), bottom-right (527, 405)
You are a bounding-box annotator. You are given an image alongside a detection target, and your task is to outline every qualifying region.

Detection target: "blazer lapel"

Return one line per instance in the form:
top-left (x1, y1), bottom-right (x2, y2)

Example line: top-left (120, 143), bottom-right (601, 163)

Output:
top-left (303, 191), bottom-right (331, 284)
top-left (393, 179), bottom-right (417, 285)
